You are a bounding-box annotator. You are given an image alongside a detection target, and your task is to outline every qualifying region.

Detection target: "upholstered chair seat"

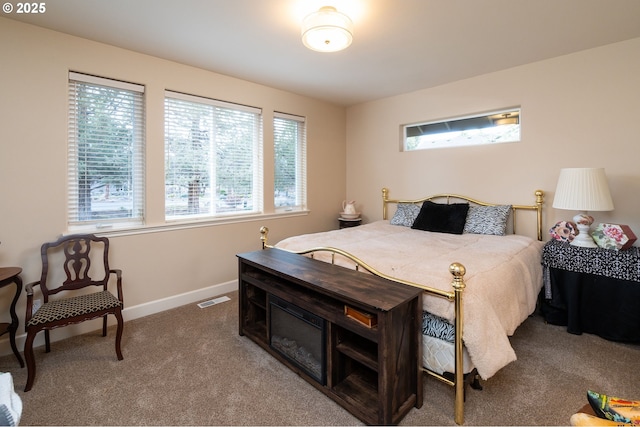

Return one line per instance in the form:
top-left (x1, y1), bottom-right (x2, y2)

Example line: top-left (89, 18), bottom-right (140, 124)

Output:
top-left (27, 291), bottom-right (122, 327)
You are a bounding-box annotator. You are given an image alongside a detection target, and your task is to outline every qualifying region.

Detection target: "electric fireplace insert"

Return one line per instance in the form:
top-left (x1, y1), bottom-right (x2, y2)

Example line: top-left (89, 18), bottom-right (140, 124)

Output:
top-left (269, 295), bottom-right (326, 385)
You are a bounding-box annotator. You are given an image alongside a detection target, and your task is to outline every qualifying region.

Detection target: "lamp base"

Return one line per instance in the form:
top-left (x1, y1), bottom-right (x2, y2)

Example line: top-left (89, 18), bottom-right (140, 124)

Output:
top-left (570, 213), bottom-right (598, 248)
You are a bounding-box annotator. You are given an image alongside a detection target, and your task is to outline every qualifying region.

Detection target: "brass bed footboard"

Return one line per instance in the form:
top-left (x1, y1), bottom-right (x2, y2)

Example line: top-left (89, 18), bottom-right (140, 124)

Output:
top-left (260, 226), bottom-right (468, 424)
top-left (260, 188), bottom-right (544, 425)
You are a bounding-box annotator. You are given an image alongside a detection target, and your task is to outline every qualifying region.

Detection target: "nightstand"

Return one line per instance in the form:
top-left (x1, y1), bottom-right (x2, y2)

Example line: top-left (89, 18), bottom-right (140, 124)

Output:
top-left (539, 240), bottom-right (640, 342)
top-left (338, 218), bottom-right (361, 229)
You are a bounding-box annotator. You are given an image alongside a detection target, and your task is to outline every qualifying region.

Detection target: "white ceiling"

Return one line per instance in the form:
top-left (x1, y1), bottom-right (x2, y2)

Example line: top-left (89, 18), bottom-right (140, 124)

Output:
top-left (7, 0), bottom-right (640, 106)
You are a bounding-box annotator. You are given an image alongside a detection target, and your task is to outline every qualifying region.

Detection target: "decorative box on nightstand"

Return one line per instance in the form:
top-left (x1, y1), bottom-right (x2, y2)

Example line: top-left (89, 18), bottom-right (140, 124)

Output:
top-left (591, 223), bottom-right (637, 250)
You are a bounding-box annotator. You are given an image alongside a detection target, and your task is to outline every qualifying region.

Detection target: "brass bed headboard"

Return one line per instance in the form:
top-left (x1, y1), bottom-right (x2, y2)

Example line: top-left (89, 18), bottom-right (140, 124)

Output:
top-left (381, 188), bottom-right (545, 241)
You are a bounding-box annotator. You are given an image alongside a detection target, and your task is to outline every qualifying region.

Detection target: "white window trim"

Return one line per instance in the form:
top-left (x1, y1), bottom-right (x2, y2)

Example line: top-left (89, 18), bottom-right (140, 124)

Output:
top-left (63, 79), bottom-right (312, 236)
top-left (274, 111), bottom-right (306, 123)
top-left (273, 111), bottom-right (307, 213)
top-left (164, 90), bottom-right (261, 115)
top-left (69, 71), bottom-right (144, 93)
top-left (86, 210), bottom-right (310, 238)
top-left (67, 71), bottom-right (145, 232)
top-left (164, 90), bottom-right (264, 221)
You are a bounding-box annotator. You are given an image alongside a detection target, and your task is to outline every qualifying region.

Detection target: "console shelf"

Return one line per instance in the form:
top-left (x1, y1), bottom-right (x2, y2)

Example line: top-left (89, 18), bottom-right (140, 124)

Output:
top-left (238, 248), bottom-right (423, 425)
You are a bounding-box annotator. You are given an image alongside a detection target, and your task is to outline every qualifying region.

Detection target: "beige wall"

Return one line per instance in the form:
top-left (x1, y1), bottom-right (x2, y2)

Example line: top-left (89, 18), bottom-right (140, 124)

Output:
top-left (346, 37), bottom-right (640, 242)
top-left (2, 16), bottom-right (638, 355)
top-left (0, 18), bottom-right (346, 348)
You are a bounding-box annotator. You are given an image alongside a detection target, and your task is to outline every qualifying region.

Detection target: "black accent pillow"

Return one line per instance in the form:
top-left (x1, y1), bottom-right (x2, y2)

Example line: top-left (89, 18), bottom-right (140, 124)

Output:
top-left (411, 201), bottom-right (470, 234)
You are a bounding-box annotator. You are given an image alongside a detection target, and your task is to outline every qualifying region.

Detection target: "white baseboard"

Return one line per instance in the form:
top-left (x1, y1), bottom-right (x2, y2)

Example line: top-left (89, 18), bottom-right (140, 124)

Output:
top-left (0, 280), bottom-right (238, 360)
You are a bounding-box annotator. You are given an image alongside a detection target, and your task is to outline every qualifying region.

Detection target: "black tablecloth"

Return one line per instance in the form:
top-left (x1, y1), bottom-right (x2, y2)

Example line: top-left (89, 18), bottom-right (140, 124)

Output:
top-left (540, 241), bottom-right (640, 343)
top-left (540, 268), bottom-right (640, 342)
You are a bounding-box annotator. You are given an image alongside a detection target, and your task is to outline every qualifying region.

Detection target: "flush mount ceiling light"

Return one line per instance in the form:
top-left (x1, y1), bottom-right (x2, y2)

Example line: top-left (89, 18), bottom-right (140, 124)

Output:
top-left (301, 6), bottom-right (353, 53)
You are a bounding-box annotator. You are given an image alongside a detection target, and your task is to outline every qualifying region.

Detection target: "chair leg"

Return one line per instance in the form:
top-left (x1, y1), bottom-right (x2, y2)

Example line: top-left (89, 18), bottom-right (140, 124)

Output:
top-left (114, 310), bottom-right (124, 360)
top-left (44, 329), bottom-right (51, 353)
top-left (23, 330), bottom-right (37, 392)
top-left (102, 315), bottom-right (107, 337)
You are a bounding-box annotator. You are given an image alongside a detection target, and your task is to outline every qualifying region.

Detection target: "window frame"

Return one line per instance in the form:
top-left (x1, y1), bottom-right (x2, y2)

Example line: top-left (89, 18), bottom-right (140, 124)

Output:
top-left (67, 72), bottom-right (146, 232)
top-left (402, 107), bottom-right (521, 151)
top-left (163, 90), bottom-right (264, 223)
top-left (273, 112), bottom-right (307, 213)
top-left (65, 73), bottom-right (311, 237)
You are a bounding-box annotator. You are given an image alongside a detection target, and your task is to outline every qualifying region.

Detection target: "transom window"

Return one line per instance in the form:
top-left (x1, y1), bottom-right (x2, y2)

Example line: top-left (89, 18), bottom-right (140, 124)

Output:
top-left (403, 108), bottom-right (521, 151)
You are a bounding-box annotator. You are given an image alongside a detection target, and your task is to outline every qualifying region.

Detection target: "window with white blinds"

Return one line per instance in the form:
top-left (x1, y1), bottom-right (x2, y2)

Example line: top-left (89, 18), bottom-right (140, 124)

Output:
top-left (274, 112), bottom-right (307, 211)
top-left (67, 72), bottom-right (145, 229)
top-left (164, 91), bottom-right (263, 220)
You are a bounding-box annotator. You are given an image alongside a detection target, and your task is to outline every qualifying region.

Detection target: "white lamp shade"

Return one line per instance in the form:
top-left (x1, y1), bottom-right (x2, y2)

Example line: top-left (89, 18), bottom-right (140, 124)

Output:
top-left (302, 6), bottom-right (353, 52)
top-left (552, 168), bottom-right (614, 211)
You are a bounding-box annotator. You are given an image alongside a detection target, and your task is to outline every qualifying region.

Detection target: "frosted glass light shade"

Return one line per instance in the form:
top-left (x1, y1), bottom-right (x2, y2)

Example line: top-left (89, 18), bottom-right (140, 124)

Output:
top-left (552, 168), bottom-right (614, 211)
top-left (302, 6), bottom-right (353, 53)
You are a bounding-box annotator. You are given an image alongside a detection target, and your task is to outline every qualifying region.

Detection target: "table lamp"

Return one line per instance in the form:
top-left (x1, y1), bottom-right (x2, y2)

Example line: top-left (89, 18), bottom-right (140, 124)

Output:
top-left (552, 168), bottom-right (614, 247)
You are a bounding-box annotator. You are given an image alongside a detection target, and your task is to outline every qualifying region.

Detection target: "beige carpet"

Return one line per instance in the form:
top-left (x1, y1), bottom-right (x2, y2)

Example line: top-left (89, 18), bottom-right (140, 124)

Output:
top-left (1, 291), bottom-right (638, 426)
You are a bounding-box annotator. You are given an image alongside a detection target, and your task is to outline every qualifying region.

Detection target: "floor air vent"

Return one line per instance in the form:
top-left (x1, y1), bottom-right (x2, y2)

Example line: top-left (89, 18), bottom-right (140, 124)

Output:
top-left (197, 296), bottom-right (231, 308)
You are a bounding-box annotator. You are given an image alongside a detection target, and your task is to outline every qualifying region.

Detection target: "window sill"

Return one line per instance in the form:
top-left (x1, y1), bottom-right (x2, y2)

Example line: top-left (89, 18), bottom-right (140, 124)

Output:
top-left (68, 210), bottom-right (310, 238)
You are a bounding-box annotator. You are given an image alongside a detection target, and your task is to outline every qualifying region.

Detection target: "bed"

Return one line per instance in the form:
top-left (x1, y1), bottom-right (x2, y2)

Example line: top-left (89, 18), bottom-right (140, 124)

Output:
top-left (260, 188), bottom-right (545, 424)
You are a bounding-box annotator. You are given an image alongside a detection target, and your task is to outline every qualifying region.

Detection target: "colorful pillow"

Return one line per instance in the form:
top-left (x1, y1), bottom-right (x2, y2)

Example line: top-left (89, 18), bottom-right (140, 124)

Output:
top-left (587, 390), bottom-right (640, 424)
top-left (463, 205), bottom-right (512, 236)
top-left (411, 201), bottom-right (469, 234)
top-left (390, 203), bottom-right (421, 227)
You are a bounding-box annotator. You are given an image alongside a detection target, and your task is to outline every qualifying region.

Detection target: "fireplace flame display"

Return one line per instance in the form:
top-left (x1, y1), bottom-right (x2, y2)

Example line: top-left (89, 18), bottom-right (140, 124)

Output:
top-left (271, 335), bottom-right (322, 380)
top-left (269, 296), bottom-right (326, 384)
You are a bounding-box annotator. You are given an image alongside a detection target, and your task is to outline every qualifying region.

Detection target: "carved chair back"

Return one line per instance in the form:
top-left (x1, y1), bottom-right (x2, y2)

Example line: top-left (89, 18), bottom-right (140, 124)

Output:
top-left (39, 234), bottom-right (111, 302)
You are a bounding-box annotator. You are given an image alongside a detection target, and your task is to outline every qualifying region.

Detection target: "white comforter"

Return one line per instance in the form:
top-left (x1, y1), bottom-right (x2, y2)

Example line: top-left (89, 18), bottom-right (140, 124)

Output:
top-left (275, 220), bottom-right (544, 379)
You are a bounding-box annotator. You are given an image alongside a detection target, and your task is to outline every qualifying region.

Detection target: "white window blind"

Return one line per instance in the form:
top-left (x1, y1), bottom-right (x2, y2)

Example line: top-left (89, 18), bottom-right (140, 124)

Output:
top-left (164, 91), bottom-right (263, 220)
top-left (67, 72), bottom-right (145, 229)
top-left (274, 112), bottom-right (307, 211)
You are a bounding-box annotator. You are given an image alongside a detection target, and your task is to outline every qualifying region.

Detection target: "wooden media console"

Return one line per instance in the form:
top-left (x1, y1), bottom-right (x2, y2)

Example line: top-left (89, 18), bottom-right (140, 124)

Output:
top-left (237, 248), bottom-right (423, 425)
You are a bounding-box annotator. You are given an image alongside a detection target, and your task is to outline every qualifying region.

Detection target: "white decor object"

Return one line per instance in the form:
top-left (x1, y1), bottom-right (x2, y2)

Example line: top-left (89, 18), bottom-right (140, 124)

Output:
top-left (302, 6), bottom-right (353, 52)
top-left (340, 200), bottom-right (360, 219)
top-left (552, 168), bottom-right (614, 247)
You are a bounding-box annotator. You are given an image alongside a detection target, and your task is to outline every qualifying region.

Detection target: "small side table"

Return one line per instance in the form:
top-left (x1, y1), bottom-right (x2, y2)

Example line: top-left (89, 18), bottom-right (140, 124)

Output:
top-left (338, 218), bottom-right (362, 229)
top-left (0, 267), bottom-right (25, 367)
top-left (539, 240), bottom-right (640, 342)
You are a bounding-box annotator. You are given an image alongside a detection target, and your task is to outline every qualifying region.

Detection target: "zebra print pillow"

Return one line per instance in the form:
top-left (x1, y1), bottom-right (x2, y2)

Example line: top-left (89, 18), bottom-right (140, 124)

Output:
top-left (422, 311), bottom-right (455, 342)
top-left (463, 204), bottom-right (512, 236)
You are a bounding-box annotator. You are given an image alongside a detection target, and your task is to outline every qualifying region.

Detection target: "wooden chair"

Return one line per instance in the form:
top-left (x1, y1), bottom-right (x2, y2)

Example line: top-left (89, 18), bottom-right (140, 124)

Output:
top-left (23, 234), bottom-right (124, 392)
